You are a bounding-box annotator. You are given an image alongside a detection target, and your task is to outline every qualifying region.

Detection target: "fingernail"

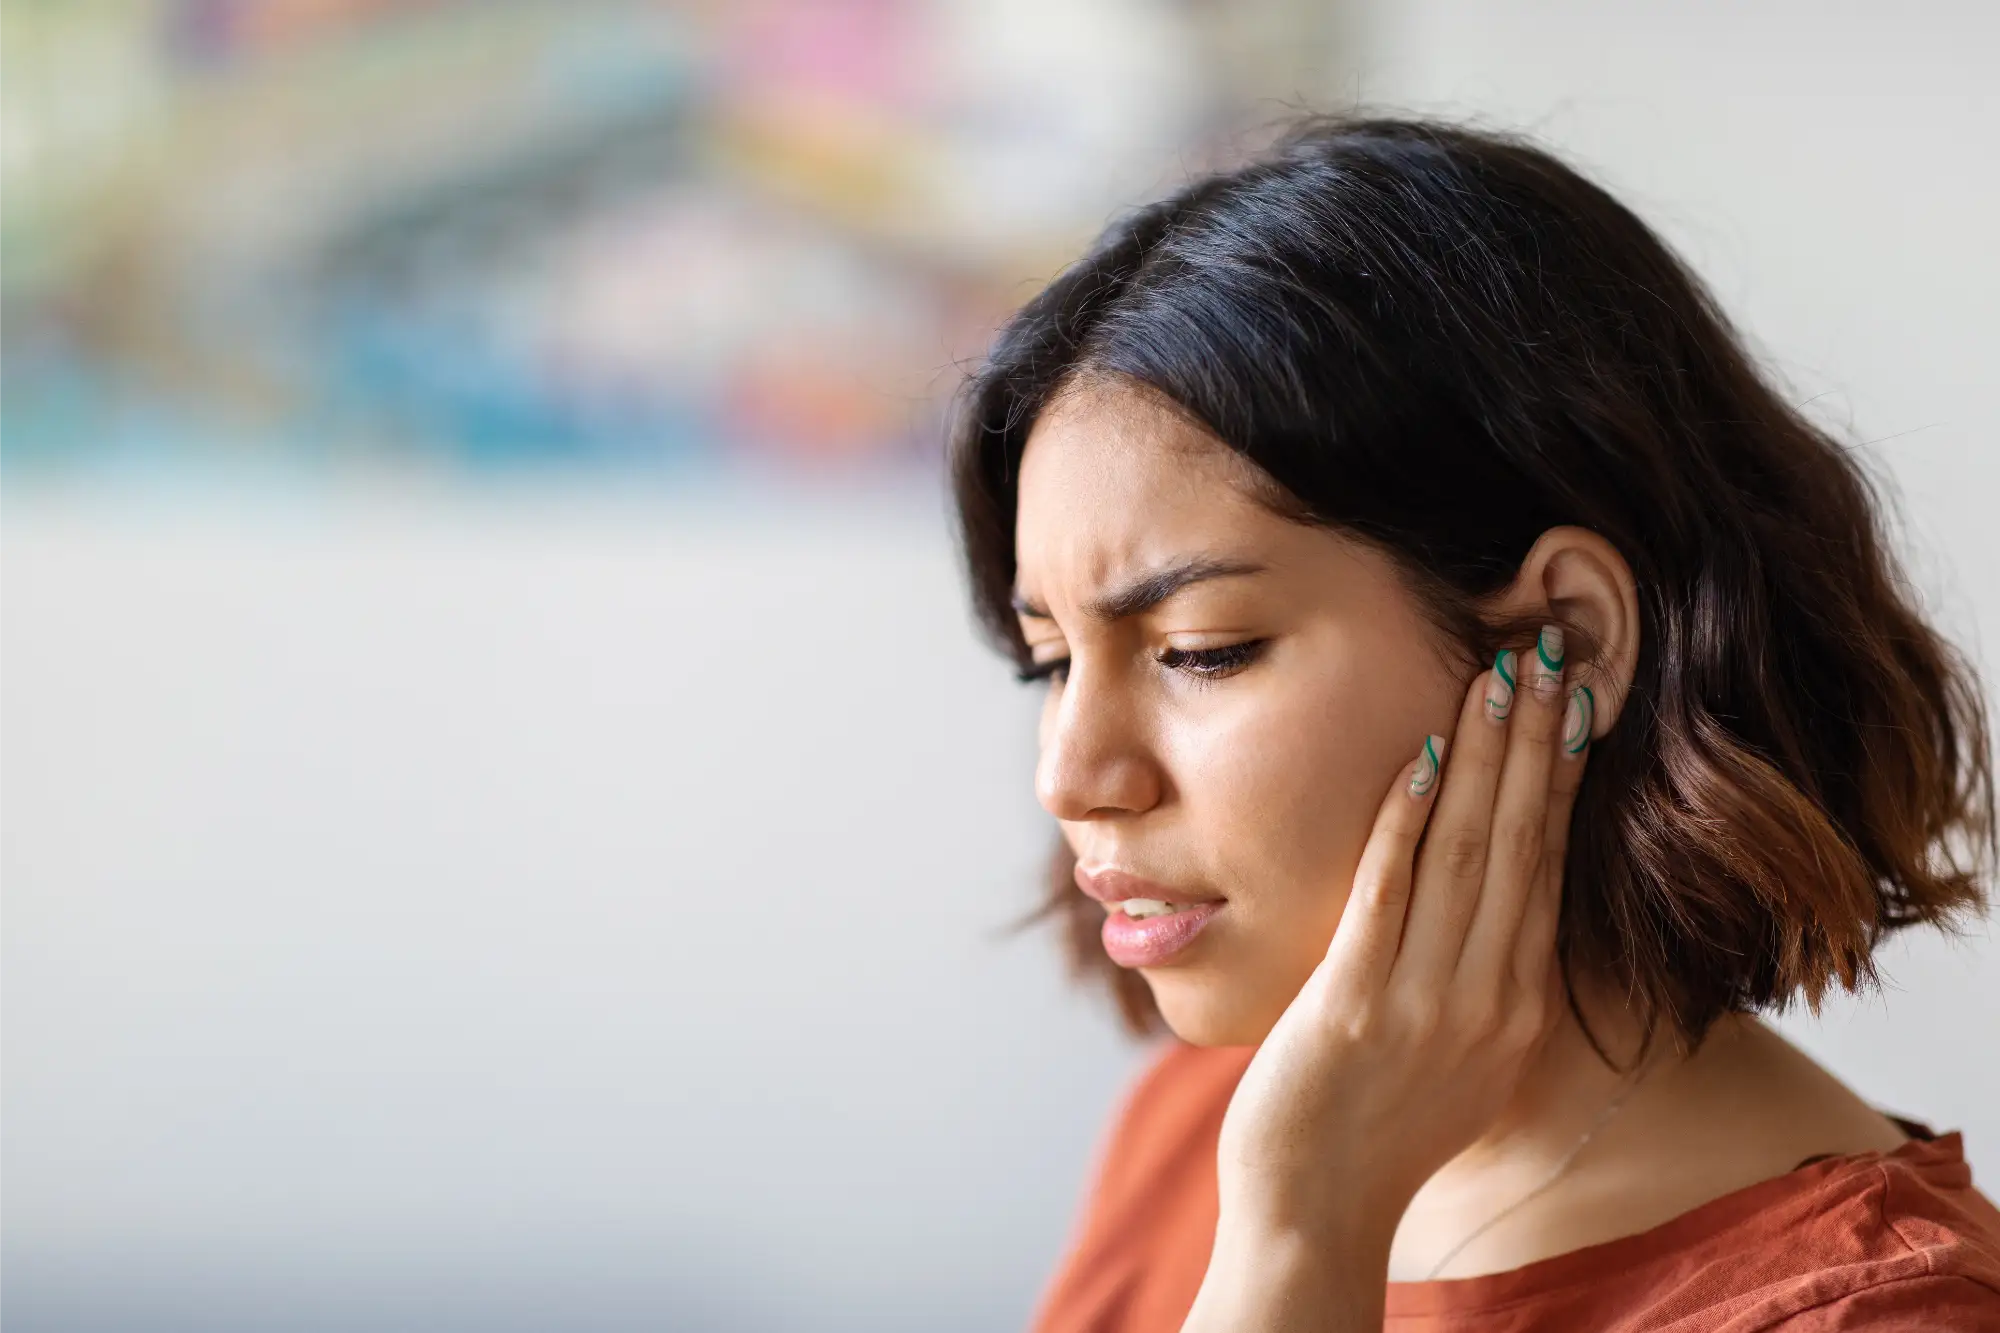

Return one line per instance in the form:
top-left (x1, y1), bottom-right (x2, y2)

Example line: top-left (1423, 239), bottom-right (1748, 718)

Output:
top-left (1409, 733), bottom-right (1446, 797)
top-left (1485, 648), bottom-right (1517, 722)
top-left (1562, 684), bottom-right (1595, 756)
top-left (1528, 623), bottom-right (1566, 697)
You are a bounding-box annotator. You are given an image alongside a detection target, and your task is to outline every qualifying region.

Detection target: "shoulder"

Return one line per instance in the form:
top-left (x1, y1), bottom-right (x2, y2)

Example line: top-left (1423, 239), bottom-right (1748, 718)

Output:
top-left (1690, 1131), bottom-right (2000, 1330)
top-left (1386, 1130), bottom-right (2000, 1331)
top-left (1836, 1130), bottom-right (2000, 1280)
top-left (1764, 1274), bottom-right (2000, 1330)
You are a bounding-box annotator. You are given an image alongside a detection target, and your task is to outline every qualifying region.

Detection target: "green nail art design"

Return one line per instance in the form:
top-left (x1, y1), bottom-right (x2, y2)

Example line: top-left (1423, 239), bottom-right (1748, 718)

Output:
top-left (1563, 684), bottom-right (1595, 755)
top-left (1536, 624), bottom-right (1566, 675)
top-left (1410, 734), bottom-right (1442, 796)
top-left (1487, 648), bottom-right (1517, 721)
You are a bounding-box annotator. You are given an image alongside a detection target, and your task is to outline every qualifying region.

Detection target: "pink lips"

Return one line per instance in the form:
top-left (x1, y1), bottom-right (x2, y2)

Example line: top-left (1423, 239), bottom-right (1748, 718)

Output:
top-left (1099, 901), bottom-right (1225, 968)
top-left (1074, 864), bottom-right (1226, 968)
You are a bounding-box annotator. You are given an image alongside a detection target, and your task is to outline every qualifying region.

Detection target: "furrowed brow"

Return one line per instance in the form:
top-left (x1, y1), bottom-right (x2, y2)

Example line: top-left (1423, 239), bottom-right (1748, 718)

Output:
top-left (1010, 555), bottom-right (1268, 624)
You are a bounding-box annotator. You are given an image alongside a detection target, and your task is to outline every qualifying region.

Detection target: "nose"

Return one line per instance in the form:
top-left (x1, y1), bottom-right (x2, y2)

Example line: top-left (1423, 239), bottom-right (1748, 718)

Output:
top-left (1034, 663), bottom-right (1163, 822)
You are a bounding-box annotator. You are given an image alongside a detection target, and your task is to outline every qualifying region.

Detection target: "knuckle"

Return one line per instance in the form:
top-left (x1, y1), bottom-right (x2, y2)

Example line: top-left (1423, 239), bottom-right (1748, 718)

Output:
top-left (1514, 718), bottom-right (1558, 750)
top-left (1505, 996), bottom-right (1547, 1046)
top-left (1538, 846), bottom-right (1567, 883)
top-left (1439, 830), bottom-right (1489, 881)
top-left (1496, 824), bottom-right (1544, 876)
top-left (1391, 992), bottom-right (1442, 1039)
top-left (1340, 1004), bottom-right (1384, 1047)
top-left (1360, 873), bottom-right (1412, 916)
top-left (1457, 997), bottom-right (1504, 1043)
top-left (1512, 946), bottom-right (1552, 994)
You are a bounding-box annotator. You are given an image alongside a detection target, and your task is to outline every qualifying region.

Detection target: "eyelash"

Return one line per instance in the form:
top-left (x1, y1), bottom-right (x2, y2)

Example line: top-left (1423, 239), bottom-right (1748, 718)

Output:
top-left (1016, 640), bottom-right (1267, 687)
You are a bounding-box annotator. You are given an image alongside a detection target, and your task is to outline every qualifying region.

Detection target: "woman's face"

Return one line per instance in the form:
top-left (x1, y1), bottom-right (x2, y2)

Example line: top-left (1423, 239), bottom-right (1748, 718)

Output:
top-left (1014, 380), bottom-right (1468, 1046)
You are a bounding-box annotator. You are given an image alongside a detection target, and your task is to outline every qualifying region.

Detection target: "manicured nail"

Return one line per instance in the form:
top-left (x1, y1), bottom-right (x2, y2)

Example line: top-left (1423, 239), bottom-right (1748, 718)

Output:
top-left (1528, 624), bottom-right (1566, 697)
top-left (1562, 684), bottom-right (1595, 756)
top-left (1485, 648), bottom-right (1517, 722)
top-left (1409, 733), bottom-right (1445, 796)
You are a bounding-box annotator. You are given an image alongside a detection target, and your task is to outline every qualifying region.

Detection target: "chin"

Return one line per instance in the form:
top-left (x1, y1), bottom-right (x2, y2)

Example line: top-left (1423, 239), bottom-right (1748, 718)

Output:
top-left (1141, 964), bottom-right (1285, 1048)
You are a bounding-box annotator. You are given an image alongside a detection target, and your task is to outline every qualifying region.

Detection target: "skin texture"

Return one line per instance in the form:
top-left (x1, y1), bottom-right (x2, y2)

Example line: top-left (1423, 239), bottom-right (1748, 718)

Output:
top-left (1014, 379), bottom-right (1912, 1321)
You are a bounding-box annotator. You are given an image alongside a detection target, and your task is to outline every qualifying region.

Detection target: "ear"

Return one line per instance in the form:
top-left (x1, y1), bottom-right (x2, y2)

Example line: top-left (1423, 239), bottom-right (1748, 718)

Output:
top-left (1491, 526), bottom-right (1640, 739)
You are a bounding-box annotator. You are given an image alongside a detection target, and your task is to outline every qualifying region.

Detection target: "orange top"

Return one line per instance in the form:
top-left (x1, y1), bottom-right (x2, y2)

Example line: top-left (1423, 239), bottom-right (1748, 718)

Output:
top-left (1031, 1040), bottom-right (2000, 1331)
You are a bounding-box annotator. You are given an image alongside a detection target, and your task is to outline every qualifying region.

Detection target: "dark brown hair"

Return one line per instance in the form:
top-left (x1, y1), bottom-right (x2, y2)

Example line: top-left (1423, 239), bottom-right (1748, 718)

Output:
top-left (947, 115), bottom-right (1994, 1053)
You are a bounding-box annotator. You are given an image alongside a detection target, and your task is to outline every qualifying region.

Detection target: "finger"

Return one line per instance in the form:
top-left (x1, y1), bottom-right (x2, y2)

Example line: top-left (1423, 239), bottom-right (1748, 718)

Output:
top-left (1323, 732), bottom-right (1448, 1001)
top-left (1456, 624), bottom-right (1568, 996)
top-left (1512, 682), bottom-right (1594, 991)
top-left (1386, 649), bottom-right (1516, 989)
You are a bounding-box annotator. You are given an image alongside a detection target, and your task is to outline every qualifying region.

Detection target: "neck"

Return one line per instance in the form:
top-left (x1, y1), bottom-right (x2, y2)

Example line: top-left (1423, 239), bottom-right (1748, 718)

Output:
top-left (1467, 976), bottom-right (1667, 1163)
top-left (1387, 974), bottom-right (1696, 1277)
top-left (1388, 988), bottom-right (1906, 1281)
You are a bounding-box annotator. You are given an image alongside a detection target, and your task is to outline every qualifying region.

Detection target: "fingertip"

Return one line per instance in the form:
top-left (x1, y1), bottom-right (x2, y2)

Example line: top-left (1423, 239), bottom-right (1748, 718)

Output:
top-left (1485, 648), bottom-right (1518, 723)
top-left (1407, 732), bottom-right (1447, 798)
top-left (1561, 684), bottom-right (1596, 760)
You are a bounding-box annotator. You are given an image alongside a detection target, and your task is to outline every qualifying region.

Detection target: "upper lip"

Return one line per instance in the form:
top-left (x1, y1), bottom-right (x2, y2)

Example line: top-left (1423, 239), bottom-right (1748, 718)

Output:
top-left (1074, 863), bottom-right (1223, 905)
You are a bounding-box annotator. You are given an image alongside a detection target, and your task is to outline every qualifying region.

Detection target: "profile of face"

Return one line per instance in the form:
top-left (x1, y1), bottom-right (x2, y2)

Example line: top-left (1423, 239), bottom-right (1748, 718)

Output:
top-left (1013, 380), bottom-right (1472, 1047)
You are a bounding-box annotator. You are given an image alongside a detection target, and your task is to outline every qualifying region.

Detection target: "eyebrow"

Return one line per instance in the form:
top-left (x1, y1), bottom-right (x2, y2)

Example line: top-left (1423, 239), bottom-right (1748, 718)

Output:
top-left (1011, 555), bottom-right (1270, 624)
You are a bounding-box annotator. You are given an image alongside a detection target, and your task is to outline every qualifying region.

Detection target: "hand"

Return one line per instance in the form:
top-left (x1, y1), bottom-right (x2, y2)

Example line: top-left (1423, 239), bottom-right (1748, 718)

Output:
top-left (1184, 625), bottom-right (1594, 1329)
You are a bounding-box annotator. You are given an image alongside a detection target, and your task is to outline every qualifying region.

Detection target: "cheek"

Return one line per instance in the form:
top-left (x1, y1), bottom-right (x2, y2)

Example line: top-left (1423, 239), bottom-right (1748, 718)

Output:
top-left (1172, 656), bottom-right (1434, 902)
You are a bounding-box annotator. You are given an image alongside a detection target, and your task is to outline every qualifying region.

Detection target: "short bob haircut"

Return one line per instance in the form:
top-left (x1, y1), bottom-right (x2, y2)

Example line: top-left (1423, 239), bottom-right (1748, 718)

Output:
top-left (948, 115), bottom-right (1994, 1055)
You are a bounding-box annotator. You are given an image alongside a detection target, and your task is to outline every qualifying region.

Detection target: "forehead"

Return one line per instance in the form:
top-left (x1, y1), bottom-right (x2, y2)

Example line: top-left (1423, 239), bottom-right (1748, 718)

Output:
top-left (1014, 382), bottom-right (1275, 586)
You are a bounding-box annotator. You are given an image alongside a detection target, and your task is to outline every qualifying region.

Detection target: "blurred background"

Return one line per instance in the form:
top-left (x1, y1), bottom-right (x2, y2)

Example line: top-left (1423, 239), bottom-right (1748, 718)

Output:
top-left (3, 1), bottom-right (1996, 1329)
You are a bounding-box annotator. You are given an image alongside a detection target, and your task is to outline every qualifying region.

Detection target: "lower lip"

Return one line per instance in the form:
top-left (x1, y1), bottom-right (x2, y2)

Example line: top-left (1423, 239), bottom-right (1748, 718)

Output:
top-left (1100, 902), bottom-right (1225, 968)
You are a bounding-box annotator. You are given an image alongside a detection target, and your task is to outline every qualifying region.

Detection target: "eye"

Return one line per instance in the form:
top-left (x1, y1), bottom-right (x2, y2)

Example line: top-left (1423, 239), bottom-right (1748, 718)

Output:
top-left (1015, 641), bottom-right (1266, 688)
top-left (1159, 639), bottom-right (1266, 682)
top-left (1017, 657), bottom-right (1069, 686)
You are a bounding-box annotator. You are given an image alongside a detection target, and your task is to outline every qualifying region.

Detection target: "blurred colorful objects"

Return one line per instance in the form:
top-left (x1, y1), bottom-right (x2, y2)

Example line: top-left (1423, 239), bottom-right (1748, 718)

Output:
top-left (0, 0), bottom-right (1340, 483)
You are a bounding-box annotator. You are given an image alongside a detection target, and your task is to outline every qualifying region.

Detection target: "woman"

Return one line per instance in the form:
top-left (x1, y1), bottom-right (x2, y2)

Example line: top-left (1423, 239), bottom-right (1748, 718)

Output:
top-left (948, 117), bottom-right (2000, 1329)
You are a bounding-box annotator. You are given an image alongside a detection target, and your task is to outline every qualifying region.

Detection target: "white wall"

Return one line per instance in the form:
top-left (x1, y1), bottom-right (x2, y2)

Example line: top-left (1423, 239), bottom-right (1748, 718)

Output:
top-left (7, 6), bottom-right (1999, 1329)
top-left (1356, 0), bottom-right (2000, 1171)
top-left (2, 488), bottom-right (1149, 1332)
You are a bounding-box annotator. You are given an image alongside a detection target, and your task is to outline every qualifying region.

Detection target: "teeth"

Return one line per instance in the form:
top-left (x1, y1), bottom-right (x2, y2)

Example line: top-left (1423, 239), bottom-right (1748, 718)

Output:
top-left (1119, 898), bottom-right (1179, 919)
